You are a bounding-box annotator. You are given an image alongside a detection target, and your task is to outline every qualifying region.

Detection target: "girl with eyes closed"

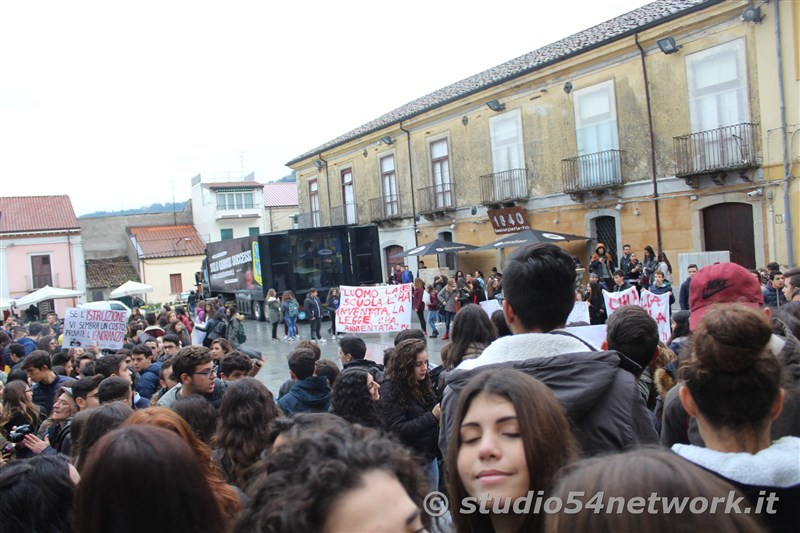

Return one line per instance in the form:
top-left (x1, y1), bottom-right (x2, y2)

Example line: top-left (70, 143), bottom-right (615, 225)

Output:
top-left (447, 369), bottom-right (579, 533)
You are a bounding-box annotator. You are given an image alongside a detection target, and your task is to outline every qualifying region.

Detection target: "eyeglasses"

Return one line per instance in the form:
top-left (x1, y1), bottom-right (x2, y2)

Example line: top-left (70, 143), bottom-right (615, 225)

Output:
top-left (192, 368), bottom-right (216, 378)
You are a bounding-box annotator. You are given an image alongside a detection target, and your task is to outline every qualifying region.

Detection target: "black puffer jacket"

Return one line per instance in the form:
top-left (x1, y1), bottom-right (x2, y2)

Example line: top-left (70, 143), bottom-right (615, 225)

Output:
top-left (380, 379), bottom-right (439, 464)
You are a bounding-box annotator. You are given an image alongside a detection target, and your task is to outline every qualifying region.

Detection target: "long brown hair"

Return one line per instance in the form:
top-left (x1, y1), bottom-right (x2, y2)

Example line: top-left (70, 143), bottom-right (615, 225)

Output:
top-left (447, 369), bottom-right (579, 533)
top-left (125, 407), bottom-right (241, 524)
top-left (212, 378), bottom-right (280, 491)
top-left (75, 426), bottom-right (224, 533)
top-left (440, 303), bottom-right (497, 369)
top-left (387, 339), bottom-right (433, 409)
top-left (0, 381), bottom-right (41, 428)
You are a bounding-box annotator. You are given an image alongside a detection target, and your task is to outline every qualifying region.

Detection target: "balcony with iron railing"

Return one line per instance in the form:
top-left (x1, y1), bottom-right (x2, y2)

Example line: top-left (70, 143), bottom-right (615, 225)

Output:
top-left (674, 123), bottom-right (759, 177)
top-left (417, 183), bottom-right (456, 215)
top-left (479, 169), bottom-right (528, 206)
top-left (296, 212), bottom-right (320, 229)
top-left (368, 194), bottom-right (403, 223)
top-left (562, 149), bottom-right (624, 195)
top-left (330, 203), bottom-right (358, 226)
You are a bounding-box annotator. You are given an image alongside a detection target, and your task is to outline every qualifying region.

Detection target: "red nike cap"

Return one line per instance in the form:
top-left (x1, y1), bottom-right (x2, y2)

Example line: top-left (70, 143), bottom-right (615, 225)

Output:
top-left (689, 262), bottom-right (764, 331)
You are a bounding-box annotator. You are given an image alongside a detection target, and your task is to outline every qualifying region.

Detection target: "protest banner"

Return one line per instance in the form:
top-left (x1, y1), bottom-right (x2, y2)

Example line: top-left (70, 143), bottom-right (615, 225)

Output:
top-left (479, 298), bottom-right (502, 317)
top-left (62, 307), bottom-right (129, 350)
top-left (336, 284), bottom-right (412, 333)
top-left (602, 286), bottom-right (640, 316)
top-left (566, 301), bottom-right (590, 325)
top-left (639, 289), bottom-right (672, 342)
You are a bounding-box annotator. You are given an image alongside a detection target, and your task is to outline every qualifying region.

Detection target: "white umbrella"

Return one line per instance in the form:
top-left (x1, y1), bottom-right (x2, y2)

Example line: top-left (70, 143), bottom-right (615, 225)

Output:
top-left (0, 297), bottom-right (15, 310)
top-left (15, 285), bottom-right (84, 307)
top-left (110, 280), bottom-right (153, 299)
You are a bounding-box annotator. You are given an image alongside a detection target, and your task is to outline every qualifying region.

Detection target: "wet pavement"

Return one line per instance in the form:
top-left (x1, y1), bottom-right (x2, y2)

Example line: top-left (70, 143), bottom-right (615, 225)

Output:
top-left (241, 316), bottom-right (445, 395)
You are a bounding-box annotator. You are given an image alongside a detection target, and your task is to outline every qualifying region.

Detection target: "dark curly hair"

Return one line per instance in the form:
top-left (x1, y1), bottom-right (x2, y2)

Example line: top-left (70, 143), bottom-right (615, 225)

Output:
top-left (386, 338), bottom-right (432, 410)
top-left (234, 425), bottom-right (430, 533)
top-left (213, 378), bottom-right (280, 490)
top-left (171, 345), bottom-right (213, 381)
top-left (331, 368), bottom-right (383, 429)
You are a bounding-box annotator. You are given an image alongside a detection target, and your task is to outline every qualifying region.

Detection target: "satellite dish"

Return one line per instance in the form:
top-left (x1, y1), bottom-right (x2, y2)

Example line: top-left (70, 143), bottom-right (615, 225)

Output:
top-left (740, 6), bottom-right (763, 23)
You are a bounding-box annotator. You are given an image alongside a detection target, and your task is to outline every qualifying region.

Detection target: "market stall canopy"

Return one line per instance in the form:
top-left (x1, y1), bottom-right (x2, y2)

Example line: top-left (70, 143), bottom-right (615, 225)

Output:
top-left (396, 239), bottom-right (479, 257)
top-left (0, 298), bottom-right (15, 310)
top-left (110, 280), bottom-right (154, 299)
top-left (14, 286), bottom-right (84, 307)
top-left (473, 228), bottom-right (590, 251)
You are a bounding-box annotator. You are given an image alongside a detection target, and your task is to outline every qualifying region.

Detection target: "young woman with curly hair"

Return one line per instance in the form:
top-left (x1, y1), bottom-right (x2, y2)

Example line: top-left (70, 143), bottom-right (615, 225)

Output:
top-left (380, 338), bottom-right (441, 490)
top-left (212, 377), bottom-right (281, 492)
top-left (331, 368), bottom-right (383, 429)
top-left (234, 425), bottom-right (431, 533)
top-left (125, 407), bottom-right (241, 526)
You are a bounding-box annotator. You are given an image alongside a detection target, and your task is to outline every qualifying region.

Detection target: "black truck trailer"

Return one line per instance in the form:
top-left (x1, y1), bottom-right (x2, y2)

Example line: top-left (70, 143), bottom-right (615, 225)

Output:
top-left (200, 224), bottom-right (381, 320)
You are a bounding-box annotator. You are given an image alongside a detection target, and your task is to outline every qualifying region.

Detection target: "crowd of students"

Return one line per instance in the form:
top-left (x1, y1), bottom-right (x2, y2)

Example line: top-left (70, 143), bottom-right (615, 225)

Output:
top-left (0, 243), bottom-right (799, 532)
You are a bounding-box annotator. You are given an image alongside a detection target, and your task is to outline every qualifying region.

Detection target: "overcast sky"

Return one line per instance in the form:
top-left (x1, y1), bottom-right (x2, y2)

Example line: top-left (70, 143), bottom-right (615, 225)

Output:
top-left (1, 0), bottom-right (648, 216)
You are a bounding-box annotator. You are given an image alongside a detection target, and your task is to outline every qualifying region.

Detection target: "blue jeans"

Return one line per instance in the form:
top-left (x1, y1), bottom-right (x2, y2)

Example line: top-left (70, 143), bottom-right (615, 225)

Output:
top-left (427, 310), bottom-right (439, 334)
top-left (444, 311), bottom-right (455, 335)
top-left (284, 316), bottom-right (297, 338)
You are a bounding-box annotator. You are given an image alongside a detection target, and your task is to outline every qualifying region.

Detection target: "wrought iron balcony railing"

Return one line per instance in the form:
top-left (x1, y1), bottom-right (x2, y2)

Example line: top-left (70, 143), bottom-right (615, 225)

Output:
top-left (368, 195), bottom-right (403, 222)
top-left (562, 149), bottom-right (624, 194)
top-left (479, 169), bottom-right (528, 205)
top-left (674, 123), bottom-right (759, 176)
top-left (296, 212), bottom-right (320, 229)
top-left (330, 204), bottom-right (358, 226)
top-left (417, 183), bottom-right (455, 214)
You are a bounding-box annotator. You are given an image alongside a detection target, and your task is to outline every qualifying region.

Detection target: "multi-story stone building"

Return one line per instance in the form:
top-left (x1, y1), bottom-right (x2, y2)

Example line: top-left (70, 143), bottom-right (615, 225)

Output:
top-left (287, 0), bottom-right (798, 285)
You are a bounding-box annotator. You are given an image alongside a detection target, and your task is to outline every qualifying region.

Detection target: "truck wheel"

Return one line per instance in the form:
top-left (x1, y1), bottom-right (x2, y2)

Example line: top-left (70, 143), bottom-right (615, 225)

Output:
top-left (253, 301), bottom-right (266, 322)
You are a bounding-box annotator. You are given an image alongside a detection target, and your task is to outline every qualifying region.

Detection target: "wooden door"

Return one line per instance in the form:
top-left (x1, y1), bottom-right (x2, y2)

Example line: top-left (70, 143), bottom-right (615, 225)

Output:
top-left (703, 203), bottom-right (755, 269)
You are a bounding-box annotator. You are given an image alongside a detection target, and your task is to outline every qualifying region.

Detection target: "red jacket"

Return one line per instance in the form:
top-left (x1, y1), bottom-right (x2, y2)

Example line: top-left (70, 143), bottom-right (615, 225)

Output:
top-left (412, 287), bottom-right (425, 312)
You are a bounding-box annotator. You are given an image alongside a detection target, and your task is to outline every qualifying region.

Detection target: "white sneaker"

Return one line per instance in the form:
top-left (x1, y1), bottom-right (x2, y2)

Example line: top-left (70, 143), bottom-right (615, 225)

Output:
top-left (319, 338), bottom-right (327, 343)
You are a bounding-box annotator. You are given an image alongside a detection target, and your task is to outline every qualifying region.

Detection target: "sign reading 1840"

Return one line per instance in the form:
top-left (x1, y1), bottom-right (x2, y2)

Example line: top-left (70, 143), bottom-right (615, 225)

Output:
top-left (488, 206), bottom-right (531, 234)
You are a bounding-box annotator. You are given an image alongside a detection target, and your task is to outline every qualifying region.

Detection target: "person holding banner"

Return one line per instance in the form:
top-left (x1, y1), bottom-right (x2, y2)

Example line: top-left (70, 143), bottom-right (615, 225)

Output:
top-left (649, 271), bottom-right (675, 308)
top-left (583, 280), bottom-right (607, 325)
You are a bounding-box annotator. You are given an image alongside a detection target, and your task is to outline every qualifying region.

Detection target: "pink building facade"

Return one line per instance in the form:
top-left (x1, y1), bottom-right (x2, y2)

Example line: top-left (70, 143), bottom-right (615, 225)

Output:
top-left (0, 196), bottom-right (86, 317)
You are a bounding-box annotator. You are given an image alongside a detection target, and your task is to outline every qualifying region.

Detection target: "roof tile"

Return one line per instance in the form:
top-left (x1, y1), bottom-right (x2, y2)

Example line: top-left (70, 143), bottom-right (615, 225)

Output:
top-left (0, 196), bottom-right (80, 233)
top-left (128, 225), bottom-right (206, 259)
top-left (85, 257), bottom-right (140, 288)
top-left (287, 0), bottom-right (711, 165)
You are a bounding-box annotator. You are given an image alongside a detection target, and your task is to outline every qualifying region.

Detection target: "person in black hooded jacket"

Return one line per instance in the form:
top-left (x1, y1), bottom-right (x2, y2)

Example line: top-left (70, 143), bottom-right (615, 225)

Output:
top-left (439, 243), bottom-right (657, 458)
top-left (277, 348), bottom-right (330, 416)
top-left (196, 311), bottom-right (226, 348)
